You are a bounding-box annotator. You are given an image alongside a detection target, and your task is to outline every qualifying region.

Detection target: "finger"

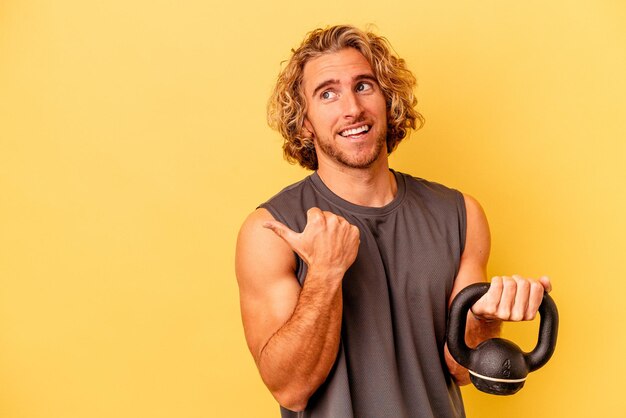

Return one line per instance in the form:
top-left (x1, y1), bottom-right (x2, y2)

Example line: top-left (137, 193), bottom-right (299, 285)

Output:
top-left (323, 211), bottom-right (351, 234)
top-left (472, 276), bottom-right (503, 318)
top-left (525, 280), bottom-right (545, 320)
top-left (496, 276), bottom-right (517, 319)
top-left (328, 212), bottom-right (355, 234)
top-left (350, 224), bottom-right (361, 241)
top-left (510, 275), bottom-right (530, 321)
top-left (262, 220), bottom-right (300, 248)
top-left (485, 276), bottom-right (504, 310)
top-left (322, 211), bottom-right (340, 228)
top-left (539, 275), bottom-right (552, 293)
top-left (306, 207), bottom-right (325, 226)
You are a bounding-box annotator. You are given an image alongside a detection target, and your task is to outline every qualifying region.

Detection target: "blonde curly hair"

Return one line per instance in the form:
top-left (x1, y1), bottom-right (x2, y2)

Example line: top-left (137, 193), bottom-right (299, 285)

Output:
top-left (267, 25), bottom-right (424, 171)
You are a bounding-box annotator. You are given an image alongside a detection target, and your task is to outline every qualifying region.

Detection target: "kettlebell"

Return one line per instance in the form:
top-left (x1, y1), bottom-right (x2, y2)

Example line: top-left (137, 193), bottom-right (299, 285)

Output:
top-left (447, 282), bottom-right (558, 395)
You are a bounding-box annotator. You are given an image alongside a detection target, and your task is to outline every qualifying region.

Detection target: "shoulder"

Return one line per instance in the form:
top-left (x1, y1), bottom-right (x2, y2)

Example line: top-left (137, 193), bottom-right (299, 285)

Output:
top-left (237, 175), bottom-right (315, 274)
top-left (262, 176), bottom-right (312, 206)
top-left (397, 172), bottom-right (466, 217)
top-left (236, 208), bottom-right (297, 282)
top-left (462, 194), bottom-right (489, 236)
top-left (238, 207), bottom-right (276, 240)
top-left (237, 205), bottom-right (290, 246)
top-left (400, 172), bottom-right (463, 202)
top-left (259, 174), bottom-right (322, 233)
top-left (236, 208), bottom-right (280, 261)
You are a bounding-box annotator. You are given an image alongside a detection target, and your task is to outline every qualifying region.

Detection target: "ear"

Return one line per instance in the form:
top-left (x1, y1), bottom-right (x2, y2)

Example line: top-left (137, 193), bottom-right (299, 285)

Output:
top-left (302, 117), bottom-right (315, 139)
top-left (302, 119), bottom-right (315, 139)
top-left (302, 114), bottom-right (315, 131)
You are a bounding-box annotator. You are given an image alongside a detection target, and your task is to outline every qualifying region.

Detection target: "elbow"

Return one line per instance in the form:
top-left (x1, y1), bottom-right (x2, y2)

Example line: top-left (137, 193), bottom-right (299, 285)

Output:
top-left (444, 343), bottom-right (471, 386)
top-left (256, 365), bottom-right (312, 411)
top-left (446, 357), bottom-right (471, 386)
top-left (272, 387), bottom-right (311, 412)
top-left (258, 365), bottom-right (313, 411)
top-left (255, 349), bottom-right (322, 411)
top-left (450, 369), bottom-right (471, 386)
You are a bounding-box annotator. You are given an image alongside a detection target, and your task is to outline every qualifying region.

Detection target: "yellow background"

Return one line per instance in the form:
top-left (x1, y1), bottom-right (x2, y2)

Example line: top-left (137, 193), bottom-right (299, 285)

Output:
top-left (1, 1), bottom-right (624, 417)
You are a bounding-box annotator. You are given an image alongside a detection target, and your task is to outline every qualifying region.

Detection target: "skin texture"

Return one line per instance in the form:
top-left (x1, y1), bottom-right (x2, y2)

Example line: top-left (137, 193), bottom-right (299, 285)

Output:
top-left (235, 47), bottom-right (551, 411)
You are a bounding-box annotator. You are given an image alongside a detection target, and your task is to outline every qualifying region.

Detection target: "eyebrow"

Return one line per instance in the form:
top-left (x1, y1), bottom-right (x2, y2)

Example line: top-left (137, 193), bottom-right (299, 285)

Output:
top-left (311, 74), bottom-right (378, 99)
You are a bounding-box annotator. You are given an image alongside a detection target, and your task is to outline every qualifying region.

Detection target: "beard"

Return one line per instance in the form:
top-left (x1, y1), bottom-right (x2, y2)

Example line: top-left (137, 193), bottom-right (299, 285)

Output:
top-left (316, 129), bottom-right (387, 169)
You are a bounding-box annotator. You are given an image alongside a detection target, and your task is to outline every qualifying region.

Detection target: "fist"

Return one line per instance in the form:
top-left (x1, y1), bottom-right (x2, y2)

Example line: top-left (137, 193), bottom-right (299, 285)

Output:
top-left (471, 275), bottom-right (552, 322)
top-left (263, 207), bottom-right (360, 277)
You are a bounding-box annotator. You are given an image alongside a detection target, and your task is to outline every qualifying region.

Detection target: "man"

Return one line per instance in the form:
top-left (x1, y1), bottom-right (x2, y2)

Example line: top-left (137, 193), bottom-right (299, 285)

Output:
top-left (236, 25), bottom-right (551, 417)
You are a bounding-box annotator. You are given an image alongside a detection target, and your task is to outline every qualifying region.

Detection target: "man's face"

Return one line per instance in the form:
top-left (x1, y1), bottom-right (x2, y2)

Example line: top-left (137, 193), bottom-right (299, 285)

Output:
top-left (301, 48), bottom-right (388, 170)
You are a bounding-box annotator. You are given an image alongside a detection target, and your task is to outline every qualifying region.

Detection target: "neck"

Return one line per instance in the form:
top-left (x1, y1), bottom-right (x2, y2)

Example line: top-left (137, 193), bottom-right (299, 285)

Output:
top-left (316, 156), bottom-right (397, 207)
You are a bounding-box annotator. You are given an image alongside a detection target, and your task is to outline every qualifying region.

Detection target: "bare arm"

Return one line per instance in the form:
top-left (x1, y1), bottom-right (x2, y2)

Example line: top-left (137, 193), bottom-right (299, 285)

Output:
top-left (444, 194), bottom-right (498, 384)
top-left (235, 207), bottom-right (359, 411)
top-left (445, 194), bottom-right (552, 385)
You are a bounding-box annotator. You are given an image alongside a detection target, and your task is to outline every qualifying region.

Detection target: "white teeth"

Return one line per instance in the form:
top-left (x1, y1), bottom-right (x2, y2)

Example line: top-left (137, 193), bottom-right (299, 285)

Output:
top-left (340, 125), bottom-right (369, 137)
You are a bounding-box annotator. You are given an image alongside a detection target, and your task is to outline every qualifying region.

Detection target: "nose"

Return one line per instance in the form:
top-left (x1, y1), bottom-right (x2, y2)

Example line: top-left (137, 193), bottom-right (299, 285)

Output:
top-left (342, 91), bottom-right (364, 119)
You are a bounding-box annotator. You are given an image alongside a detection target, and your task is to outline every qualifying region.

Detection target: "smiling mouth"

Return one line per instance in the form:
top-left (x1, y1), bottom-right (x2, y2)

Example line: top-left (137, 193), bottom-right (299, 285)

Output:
top-left (339, 125), bottom-right (370, 137)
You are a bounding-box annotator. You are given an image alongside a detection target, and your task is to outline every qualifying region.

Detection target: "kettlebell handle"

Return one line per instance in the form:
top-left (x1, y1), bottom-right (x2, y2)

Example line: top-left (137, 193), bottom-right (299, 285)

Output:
top-left (447, 282), bottom-right (559, 372)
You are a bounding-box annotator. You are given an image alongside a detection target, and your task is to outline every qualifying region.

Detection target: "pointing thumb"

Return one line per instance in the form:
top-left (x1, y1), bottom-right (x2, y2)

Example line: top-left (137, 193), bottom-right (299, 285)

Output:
top-left (263, 220), bottom-right (299, 248)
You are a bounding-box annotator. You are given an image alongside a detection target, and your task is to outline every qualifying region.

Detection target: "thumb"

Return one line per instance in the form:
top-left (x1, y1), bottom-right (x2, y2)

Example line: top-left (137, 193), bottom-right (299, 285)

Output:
top-left (539, 275), bottom-right (552, 293)
top-left (263, 220), bottom-right (300, 248)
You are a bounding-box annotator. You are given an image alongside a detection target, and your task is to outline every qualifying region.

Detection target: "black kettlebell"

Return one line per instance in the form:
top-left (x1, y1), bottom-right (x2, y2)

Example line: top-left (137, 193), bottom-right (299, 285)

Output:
top-left (447, 282), bottom-right (559, 395)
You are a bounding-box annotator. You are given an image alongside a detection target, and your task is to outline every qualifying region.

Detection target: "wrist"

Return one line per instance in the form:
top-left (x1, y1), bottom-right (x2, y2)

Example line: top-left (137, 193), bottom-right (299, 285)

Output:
top-left (306, 265), bottom-right (345, 283)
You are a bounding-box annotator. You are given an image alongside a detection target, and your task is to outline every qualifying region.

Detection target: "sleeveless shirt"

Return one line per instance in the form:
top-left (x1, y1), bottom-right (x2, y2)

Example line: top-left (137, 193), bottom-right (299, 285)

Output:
top-left (260, 170), bottom-right (467, 418)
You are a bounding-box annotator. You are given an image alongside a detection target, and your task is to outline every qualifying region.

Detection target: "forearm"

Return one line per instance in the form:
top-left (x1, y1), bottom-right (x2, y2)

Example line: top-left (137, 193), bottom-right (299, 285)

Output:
top-left (446, 312), bottom-right (502, 385)
top-left (257, 269), bottom-right (343, 410)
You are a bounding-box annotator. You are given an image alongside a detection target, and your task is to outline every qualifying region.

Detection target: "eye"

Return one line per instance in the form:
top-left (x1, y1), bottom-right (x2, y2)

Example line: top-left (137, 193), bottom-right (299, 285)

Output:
top-left (356, 82), bottom-right (373, 93)
top-left (321, 90), bottom-right (337, 100)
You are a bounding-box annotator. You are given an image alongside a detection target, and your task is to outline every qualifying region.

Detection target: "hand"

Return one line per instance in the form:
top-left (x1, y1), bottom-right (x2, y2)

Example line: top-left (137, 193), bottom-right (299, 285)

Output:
top-left (263, 207), bottom-right (360, 278)
top-left (471, 275), bottom-right (552, 322)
